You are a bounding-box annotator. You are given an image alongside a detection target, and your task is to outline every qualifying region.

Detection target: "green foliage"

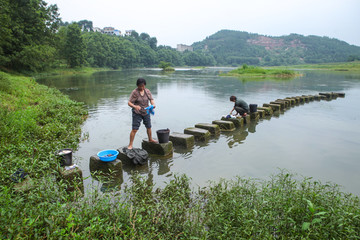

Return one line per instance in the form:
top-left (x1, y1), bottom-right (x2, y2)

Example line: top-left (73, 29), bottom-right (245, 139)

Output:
top-left (159, 61), bottom-right (172, 69)
top-left (64, 23), bottom-right (86, 68)
top-left (0, 72), bottom-right (87, 185)
top-left (203, 170), bottom-right (360, 239)
top-left (225, 65), bottom-right (297, 78)
top-left (193, 30), bottom-right (360, 66)
top-left (0, 0), bottom-right (60, 71)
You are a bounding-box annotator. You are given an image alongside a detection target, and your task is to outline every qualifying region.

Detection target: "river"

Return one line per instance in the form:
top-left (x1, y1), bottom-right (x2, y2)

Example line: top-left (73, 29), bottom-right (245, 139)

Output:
top-left (37, 68), bottom-right (360, 195)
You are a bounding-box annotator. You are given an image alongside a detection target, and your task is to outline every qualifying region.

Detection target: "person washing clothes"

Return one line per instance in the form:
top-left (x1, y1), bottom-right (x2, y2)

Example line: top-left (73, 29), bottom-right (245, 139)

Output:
top-left (127, 78), bottom-right (157, 149)
top-left (229, 95), bottom-right (249, 117)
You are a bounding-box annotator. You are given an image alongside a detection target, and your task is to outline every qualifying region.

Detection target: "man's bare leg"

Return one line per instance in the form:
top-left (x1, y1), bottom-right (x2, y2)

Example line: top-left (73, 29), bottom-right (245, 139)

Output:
top-left (128, 129), bottom-right (138, 149)
top-left (147, 128), bottom-right (157, 143)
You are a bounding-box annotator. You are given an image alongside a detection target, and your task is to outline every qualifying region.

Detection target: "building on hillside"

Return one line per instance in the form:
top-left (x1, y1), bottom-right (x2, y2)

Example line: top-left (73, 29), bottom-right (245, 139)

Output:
top-left (113, 29), bottom-right (121, 36)
top-left (177, 44), bottom-right (193, 52)
top-left (125, 30), bottom-right (135, 36)
top-left (93, 27), bottom-right (102, 33)
top-left (103, 27), bottom-right (115, 35)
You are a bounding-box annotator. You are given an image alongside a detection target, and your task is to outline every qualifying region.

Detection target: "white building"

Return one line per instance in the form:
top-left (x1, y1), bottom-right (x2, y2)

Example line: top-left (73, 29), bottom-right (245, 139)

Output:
top-left (177, 44), bottom-right (193, 52)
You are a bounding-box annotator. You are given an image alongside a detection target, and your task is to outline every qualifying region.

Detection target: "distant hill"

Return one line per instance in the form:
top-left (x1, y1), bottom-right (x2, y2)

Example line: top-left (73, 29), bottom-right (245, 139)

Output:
top-left (192, 30), bottom-right (360, 66)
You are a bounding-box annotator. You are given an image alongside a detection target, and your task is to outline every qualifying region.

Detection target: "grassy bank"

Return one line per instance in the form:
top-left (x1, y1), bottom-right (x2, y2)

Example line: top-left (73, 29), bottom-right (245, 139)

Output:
top-left (0, 71), bottom-right (87, 184)
top-left (286, 61), bottom-right (360, 71)
top-left (222, 64), bottom-right (299, 78)
top-left (1, 71), bottom-right (359, 239)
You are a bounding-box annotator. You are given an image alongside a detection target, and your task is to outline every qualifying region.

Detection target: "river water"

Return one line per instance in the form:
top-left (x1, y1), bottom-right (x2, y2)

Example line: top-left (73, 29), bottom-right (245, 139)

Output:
top-left (37, 68), bottom-right (360, 195)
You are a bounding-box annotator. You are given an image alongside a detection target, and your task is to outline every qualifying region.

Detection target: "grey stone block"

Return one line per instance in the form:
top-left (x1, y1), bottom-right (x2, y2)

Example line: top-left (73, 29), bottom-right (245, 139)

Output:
top-left (212, 120), bottom-right (235, 131)
top-left (220, 117), bottom-right (244, 128)
top-left (184, 127), bottom-right (211, 141)
top-left (142, 139), bottom-right (173, 157)
top-left (257, 107), bottom-right (273, 115)
top-left (169, 132), bottom-right (195, 148)
top-left (59, 167), bottom-right (84, 194)
top-left (90, 155), bottom-right (123, 174)
top-left (195, 123), bottom-right (221, 134)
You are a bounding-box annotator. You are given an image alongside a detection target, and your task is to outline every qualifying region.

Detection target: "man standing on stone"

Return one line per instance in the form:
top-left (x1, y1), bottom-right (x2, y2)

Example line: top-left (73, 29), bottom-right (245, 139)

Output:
top-left (127, 78), bottom-right (157, 149)
top-left (229, 95), bottom-right (249, 117)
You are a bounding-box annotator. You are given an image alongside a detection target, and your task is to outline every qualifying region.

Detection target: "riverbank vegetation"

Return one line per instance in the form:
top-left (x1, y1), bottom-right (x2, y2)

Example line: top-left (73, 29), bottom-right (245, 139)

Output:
top-left (222, 64), bottom-right (299, 78)
top-left (0, 71), bottom-right (87, 186)
top-left (2, 1), bottom-right (360, 75)
top-left (288, 61), bottom-right (360, 72)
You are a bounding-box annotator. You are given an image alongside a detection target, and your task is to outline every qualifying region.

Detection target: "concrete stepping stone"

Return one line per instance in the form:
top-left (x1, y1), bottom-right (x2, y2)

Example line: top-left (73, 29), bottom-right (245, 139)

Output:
top-left (257, 106), bottom-right (273, 115)
top-left (276, 99), bottom-right (290, 108)
top-left (220, 117), bottom-right (244, 128)
top-left (257, 110), bottom-right (265, 118)
top-left (285, 98), bottom-right (297, 105)
top-left (271, 101), bottom-right (286, 109)
top-left (142, 139), bottom-right (173, 157)
top-left (169, 132), bottom-right (195, 148)
top-left (250, 112), bottom-right (260, 120)
top-left (265, 103), bottom-right (281, 111)
top-left (90, 155), bottom-right (123, 173)
top-left (195, 123), bottom-right (220, 135)
top-left (59, 166), bottom-right (84, 194)
top-left (184, 127), bottom-right (211, 141)
top-left (212, 120), bottom-right (235, 131)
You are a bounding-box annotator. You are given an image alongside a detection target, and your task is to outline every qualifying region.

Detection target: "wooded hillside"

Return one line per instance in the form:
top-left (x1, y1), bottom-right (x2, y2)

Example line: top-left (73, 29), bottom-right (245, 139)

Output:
top-left (192, 30), bottom-right (360, 66)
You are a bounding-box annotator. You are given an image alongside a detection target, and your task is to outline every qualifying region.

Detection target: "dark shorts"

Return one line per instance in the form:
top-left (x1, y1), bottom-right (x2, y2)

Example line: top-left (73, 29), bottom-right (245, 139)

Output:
top-left (235, 106), bottom-right (249, 115)
top-left (132, 111), bottom-right (151, 130)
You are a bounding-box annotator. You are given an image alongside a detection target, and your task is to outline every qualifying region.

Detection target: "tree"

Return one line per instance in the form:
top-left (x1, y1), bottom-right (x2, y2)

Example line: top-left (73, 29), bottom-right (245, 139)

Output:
top-left (64, 23), bottom-right (86, 68)
top-left (0, 0), bottom-right (60, 71)
top-left (77, 20), bottom-right (93, 32)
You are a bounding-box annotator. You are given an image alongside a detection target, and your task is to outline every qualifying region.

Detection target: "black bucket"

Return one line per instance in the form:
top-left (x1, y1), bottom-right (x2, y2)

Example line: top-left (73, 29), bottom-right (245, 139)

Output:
top-left (249, 104), bottom-right (258, 113)
top-left (55, 148), bottom-right (73, 166)
top-left (156, 128), bottom-right (170, 143)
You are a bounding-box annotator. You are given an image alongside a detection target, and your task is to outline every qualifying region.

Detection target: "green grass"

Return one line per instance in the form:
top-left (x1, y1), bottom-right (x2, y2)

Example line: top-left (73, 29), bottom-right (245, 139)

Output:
top-left (285, 61), bottom-right (360, 71)
top-left (0, 71), bottom-right (87, 185)
top-left (1, 71), bottom-right (359, 239)
top-left (222, 64), bottom-right (299, 78)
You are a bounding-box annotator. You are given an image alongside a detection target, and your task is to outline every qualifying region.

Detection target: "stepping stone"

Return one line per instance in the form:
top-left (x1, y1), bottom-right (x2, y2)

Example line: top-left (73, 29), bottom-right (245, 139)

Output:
top-left (290, 97), bottom-right (301, 104)
top-left (271, 101), bottom-right (286, 109)
top-left (142, 139), bottom-right (173, 157)
top-left (305, 95), bottom-right (314, 101)
top-left (195, 123), bottom-right (220, 135)
top-left (220, 117), bottom-right (244, 128)
top-left (331, 92), bottom-right (339, 99)
top-left (314, 95), bottom-right (322, 100)
top-left (257, 110), bottom-right (265, 118)
top-left (267, 102), bottom-right (283, 110)
top-left (301, 96), bottom-right (310, 102)
top-left (184, 127), bottom-right (211, 141)
top-left (90, 154), bottom-right (123, 173)
top-left (258, 107), bottom-right (273, 115)
top-left (59, 167), bottom-right (84, 194)
top-left (294, 96), bottom-right (305, 103)
top-left (212, 120), bottom-right (235, 131)
top-left (276, 99), bottom-right (290, 108)
top-left (169, 132), bottom-right (195, 148)
top-left (250, 112), bottom-right (260, 120)
top-left (263, 103), bottom-right (281, 111)
top-left (242, 114), bottom-right (251, 124)
top-left (285, 98), bottom-right (296, 105)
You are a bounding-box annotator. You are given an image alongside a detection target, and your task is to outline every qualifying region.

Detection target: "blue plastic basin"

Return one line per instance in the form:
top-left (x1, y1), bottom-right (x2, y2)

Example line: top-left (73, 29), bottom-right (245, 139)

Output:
top-left (97, 149), bottom-right (119, 162)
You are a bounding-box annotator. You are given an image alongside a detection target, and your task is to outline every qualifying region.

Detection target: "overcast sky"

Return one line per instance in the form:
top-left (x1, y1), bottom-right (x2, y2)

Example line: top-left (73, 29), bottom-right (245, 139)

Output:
top-left (46, 0), bottom-right (360, 48)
